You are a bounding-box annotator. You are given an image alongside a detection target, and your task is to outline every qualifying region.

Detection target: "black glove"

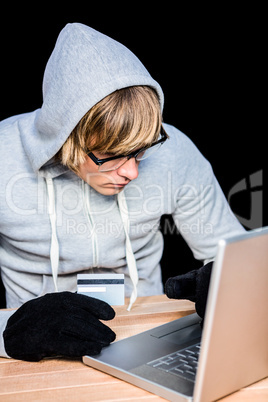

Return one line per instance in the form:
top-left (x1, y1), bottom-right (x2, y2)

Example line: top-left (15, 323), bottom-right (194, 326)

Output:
top-left (164, 262), bottom-right (213, 319)
top-left (3, 291), bottom-right (116, 362)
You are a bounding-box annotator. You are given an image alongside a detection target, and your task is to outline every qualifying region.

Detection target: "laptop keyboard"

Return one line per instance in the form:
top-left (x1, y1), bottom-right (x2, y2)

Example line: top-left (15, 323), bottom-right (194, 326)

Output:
top-left (147, 343), bottom-right (201, 382)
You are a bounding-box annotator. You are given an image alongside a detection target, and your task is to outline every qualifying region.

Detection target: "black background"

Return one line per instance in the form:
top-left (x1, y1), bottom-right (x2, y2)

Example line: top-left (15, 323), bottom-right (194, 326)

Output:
top-left (0, 6), bottom-right (266, 304)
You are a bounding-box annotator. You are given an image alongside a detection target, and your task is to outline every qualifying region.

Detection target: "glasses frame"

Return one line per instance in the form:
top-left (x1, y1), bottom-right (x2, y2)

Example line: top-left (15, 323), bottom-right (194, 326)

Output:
top-left (87, 125), bottom-right (168, 171)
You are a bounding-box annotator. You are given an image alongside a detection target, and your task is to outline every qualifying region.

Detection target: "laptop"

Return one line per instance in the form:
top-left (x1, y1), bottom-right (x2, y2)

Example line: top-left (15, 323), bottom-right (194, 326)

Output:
top-left (83, 227), bottom-right (268, 401)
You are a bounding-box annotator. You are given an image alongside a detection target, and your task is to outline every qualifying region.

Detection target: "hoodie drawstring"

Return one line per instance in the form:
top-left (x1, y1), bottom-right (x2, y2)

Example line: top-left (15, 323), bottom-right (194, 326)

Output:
top-left (46, 178), bottom-right (59, 292)
top-left (82, 180), bottom-right (98, 267)
top-left (117, 190), bottom-right (139, 311)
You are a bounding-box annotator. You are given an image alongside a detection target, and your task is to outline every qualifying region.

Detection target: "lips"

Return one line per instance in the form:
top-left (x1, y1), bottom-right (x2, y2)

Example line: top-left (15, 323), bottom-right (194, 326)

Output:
top-left (108, 184), bottom-right (128, 188)
top-left (104, 182), bottom-right (130, 187)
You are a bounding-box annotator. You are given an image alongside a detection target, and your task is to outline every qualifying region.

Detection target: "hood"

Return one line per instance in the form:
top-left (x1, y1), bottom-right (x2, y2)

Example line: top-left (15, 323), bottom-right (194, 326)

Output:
top-left (21, 23), bottom-right (164, 174)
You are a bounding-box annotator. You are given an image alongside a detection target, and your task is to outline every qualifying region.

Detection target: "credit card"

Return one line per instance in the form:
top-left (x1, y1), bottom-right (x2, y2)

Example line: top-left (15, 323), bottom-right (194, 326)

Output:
top-left (77, 273), bottom-right (125, 305)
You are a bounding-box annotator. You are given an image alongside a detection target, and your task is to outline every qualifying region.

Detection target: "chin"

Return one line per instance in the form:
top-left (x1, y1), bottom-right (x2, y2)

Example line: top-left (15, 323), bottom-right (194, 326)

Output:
top-left (96, 186), bottom-right (124, 196)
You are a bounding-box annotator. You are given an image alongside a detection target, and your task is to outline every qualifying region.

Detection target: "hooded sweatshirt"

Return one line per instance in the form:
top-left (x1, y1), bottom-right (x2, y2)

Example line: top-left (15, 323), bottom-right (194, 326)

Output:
top-left (0, 23), bottom-right (244, 358)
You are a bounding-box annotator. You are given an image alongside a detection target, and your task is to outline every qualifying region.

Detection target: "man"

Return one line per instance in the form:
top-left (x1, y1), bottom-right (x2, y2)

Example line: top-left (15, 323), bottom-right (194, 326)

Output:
top-left (0, 23), bottom-right (244, 361)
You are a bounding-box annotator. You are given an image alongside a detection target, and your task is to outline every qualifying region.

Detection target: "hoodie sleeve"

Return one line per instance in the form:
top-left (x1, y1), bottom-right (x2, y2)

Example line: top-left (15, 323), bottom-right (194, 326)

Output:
top-left (168, 125), bottom-right (245, 263)
top-left (0, 310), bottom-right (14, 358)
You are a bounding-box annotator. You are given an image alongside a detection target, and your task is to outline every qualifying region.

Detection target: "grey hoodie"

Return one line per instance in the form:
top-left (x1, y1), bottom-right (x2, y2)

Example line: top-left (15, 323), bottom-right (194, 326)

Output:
top-left (0, 23), bottom-right (244, 357)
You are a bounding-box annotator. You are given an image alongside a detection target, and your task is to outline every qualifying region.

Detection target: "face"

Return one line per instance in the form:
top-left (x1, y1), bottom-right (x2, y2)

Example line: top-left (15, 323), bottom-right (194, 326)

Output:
top-left (77, 153), bottom-right (140, 196)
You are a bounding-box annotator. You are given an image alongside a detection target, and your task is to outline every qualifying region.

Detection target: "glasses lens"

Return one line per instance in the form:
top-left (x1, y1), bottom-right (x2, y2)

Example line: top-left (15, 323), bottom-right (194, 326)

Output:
top-left (97, 129), bottom-right (166, 171)
top-left (98, 157), bottom-right (127, 172)
top-left (136, 142), bottom-right (163, 161)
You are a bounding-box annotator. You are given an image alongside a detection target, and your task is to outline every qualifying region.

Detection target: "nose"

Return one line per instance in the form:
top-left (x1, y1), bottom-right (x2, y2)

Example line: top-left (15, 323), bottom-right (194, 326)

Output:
top-left (117, 157), bottom-right (139, 180)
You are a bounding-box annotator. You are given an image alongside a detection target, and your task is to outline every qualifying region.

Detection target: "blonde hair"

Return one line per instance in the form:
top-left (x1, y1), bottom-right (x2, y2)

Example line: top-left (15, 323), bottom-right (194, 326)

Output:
top-left (58, 86), bottom-right (162, 173)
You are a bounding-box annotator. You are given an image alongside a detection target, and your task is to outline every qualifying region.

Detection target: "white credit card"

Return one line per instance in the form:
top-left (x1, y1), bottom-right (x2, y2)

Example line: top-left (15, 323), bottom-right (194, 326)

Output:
top-left (77, 274), bottom-right (125, 306)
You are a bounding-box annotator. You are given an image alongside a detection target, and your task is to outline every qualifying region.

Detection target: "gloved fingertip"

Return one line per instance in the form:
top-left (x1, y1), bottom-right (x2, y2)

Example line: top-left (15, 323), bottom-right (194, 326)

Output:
top-left (164, 277), bottom-right (178, 299)
top-left (101, 305), bottom-right (116, 321)
top-left (106, 329), bottom-right (116, 344)
top-left (87, 344), bottom-right (103, 356)
top-left (75, 293), bottom-right (116, 320)
top-left (165, 271), bottom-right (198, 301)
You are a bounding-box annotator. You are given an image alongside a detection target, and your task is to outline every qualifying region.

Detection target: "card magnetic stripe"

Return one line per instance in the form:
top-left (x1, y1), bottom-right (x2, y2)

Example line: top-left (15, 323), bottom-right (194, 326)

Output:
top-left (77, 279), bottom-right (124, 285)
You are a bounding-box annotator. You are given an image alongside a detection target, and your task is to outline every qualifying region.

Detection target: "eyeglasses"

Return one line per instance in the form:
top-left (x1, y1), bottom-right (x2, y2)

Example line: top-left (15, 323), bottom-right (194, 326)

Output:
top-left (86, 125), bottom-right (168, 172)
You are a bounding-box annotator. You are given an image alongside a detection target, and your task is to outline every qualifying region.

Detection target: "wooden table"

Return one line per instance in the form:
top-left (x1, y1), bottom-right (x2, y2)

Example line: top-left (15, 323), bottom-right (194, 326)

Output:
top-left (0, 295), bottom-right (267, 401)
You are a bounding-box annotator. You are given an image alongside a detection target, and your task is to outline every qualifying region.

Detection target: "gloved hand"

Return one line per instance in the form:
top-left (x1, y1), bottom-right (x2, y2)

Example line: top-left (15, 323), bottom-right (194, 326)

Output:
top-left (164, 262), bottom-right (213, 319)
top-left (3, 291), bottom-right (116, 362)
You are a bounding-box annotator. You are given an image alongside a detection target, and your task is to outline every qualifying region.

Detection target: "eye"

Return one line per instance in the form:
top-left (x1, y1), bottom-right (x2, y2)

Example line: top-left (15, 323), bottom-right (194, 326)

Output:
top-left (94, 151), bottom-right (116, 158)
top-left (137, 149), bottom-right (146, 158)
